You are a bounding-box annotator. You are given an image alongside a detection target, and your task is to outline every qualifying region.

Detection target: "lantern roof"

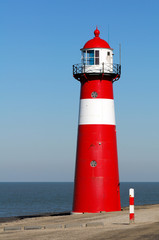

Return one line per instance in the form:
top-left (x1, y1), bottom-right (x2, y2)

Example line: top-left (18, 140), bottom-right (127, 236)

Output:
top-left (82, 27), bottom-right (111, 49)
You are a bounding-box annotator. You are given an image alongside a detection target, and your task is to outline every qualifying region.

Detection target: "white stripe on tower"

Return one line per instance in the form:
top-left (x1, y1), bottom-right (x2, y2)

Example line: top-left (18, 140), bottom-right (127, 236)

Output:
top-left (79, 99), bottom-right (116, 125)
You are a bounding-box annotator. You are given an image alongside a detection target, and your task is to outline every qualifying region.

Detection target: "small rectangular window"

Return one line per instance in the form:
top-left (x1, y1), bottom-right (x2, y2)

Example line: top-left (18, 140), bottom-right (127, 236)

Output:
top-left (107, 52), bottom-right (110, 56)
top-left (95, 50), bottom-right (99, 65)
top-left (95, 58), bottom-right (99, 65)
top-left (95, 50), bottom-right (99, 57)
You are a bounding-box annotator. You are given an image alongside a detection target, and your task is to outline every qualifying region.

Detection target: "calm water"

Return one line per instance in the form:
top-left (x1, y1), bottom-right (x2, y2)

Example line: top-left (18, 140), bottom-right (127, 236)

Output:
top-left (0, 182), bottom-right (159, 217)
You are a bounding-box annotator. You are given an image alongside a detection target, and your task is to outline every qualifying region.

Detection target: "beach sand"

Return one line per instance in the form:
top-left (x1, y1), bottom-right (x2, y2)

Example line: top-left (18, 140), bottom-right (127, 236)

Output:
top-left (0, 204), bottom-right (159, 240)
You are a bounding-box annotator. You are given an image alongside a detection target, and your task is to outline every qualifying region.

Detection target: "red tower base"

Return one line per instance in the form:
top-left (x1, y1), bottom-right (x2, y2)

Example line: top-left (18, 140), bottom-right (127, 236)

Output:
top-left (73, 124), bottom-right (121, 213)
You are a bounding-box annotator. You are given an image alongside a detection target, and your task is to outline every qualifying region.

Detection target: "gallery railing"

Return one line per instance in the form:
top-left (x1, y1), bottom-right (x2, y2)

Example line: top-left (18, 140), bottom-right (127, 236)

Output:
top-left (73, 63), bottom-right (121, 76)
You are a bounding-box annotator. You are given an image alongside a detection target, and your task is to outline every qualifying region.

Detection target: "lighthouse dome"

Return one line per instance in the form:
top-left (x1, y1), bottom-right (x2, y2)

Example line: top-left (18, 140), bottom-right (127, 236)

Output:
top-left (83, 28), bottom-right (110, 49)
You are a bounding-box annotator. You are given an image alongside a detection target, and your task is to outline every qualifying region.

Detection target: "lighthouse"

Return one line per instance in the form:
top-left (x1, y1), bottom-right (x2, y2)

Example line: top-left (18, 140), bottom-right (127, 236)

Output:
top-left (72, 28), bottom-right (121, 213)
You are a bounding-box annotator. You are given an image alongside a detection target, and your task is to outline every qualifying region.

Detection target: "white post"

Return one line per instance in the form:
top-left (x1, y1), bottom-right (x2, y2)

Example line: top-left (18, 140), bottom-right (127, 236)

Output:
top-left (129, 188), bottom-right (134, 223)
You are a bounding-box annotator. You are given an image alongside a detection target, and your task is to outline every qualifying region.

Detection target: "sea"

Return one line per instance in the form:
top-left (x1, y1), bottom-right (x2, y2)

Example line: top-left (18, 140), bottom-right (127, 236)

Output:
top-left (0, 182), bottom-right (159, 218)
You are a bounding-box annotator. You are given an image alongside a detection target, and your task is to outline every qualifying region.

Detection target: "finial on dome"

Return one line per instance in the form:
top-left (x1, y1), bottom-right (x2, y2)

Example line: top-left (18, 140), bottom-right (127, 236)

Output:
top-left (94, 27), bottom-right (100, 38)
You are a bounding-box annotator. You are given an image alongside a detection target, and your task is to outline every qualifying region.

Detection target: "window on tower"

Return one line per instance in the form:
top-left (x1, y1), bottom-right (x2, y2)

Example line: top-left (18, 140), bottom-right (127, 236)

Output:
top-left (83, 51), bottom-right (87, 65)
top-left (95, 50), bottom-right (99, 65)
top-left (82, 50), bottom-right (100, 65)
top-left (87, 50), bottom-right (94, 65)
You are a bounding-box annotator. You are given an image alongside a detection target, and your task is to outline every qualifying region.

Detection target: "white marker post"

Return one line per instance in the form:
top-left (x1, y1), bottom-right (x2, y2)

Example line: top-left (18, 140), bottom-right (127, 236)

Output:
top-left (129, 188), bottom-right (134, 223)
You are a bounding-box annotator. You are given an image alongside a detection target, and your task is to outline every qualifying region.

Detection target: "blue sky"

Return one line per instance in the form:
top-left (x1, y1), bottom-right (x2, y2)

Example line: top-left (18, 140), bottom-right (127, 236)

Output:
top-left (0, 0), bottom-right (159, 182)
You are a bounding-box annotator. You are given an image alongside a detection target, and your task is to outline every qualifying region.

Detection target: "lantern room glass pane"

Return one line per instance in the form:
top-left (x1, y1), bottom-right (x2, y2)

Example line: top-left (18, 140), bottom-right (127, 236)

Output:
top-left (87, 50), bottom-right (94, 65)
top-left (82, 51), bottom-right (86, 64)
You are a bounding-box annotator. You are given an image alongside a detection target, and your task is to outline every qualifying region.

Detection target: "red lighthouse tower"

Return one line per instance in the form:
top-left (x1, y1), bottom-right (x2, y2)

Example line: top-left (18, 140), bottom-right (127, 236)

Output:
top-left (72, 28), bottom-right (121, 213)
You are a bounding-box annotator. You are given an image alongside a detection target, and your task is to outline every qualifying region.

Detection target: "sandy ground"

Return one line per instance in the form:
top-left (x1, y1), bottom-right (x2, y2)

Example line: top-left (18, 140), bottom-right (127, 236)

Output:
top-left (0, 204), bottom-right (159, 240)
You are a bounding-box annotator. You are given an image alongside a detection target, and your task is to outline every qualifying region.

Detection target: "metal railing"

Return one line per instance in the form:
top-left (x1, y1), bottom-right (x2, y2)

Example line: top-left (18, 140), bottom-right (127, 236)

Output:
top-left (73, 63), bottom-right (121, 76)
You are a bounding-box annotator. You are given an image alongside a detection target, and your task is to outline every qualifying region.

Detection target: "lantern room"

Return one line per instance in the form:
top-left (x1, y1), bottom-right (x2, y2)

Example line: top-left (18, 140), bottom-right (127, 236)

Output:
top-left (73, 28), bottom-right (121, 81)
top-left (81, 28), bottom-right (113, 73)
top-left (81, 28), bottom-right (113, 65)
